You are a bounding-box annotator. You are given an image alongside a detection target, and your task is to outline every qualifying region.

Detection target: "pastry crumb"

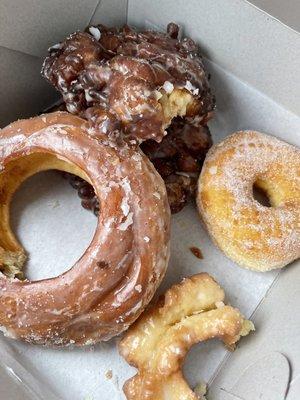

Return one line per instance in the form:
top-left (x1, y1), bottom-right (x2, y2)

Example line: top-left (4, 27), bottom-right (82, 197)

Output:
top-left (241, 319), bottom-right (255, 336)
top-left (49, 200), bottom-right (60, 208)
top-left (135, 285), bottom-right (142, 293)
top-left (194, 381), bottom-right (207, 399)
top-left (105, 369), bottom-right (113, 380)
top-left (190, 246), bottom-right (203, 259)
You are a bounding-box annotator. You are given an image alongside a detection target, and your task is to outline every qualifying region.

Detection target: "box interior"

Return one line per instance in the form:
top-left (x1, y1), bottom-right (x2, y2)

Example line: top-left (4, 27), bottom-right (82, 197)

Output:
top-left (0, 1), bottom-right (299, 399)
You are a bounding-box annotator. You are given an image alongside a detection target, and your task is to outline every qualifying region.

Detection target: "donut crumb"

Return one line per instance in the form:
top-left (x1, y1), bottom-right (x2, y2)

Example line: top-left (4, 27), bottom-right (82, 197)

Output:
top-left (194, 381), bottom-right (207, 399)
top-left (190, 247), bottom-right (203, 259)
top-left (105, 370), bottom-right (113, 380)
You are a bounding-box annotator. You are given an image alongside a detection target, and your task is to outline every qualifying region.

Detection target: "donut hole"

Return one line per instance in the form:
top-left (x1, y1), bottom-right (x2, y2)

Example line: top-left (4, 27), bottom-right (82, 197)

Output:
top-left (0, 152), bottom-right (97, 281)
top-left (252, 181), bottom-right (272, 207)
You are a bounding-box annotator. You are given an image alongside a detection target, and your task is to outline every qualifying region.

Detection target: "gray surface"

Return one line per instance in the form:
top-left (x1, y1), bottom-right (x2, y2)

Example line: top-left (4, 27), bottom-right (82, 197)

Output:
top-left (0, 0), bottom-right (127, 57)
top-left (210, 262), bottom-right (300, 400)
top-left (250, 0), bottom-right (300, 32)
top-left (0, 47), bottom-right (58, 127)
top-left (90, 0), bottom-right (127, 26)
top-left (0, 336), bottom-right (59, 400)
top-left (0, 0), bottom-right (99, 57)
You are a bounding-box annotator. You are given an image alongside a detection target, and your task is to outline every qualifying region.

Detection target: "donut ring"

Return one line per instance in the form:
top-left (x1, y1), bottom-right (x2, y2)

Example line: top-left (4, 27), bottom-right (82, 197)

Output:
top-left (197, 131), bottom-right (300, 271)
top-left (0, 112), bottom-right (170, 346)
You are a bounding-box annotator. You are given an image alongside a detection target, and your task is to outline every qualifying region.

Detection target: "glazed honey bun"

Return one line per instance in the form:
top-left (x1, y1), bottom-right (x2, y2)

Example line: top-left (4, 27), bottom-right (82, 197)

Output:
top-left (0, 112), bottom-right (170, 346)
top-left (198, 131), bottom-right (300, 271)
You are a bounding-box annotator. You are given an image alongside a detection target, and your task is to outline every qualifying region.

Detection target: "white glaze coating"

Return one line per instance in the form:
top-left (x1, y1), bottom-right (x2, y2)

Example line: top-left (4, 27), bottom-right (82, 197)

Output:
top-left (0, 112), bottom-right (170, 346)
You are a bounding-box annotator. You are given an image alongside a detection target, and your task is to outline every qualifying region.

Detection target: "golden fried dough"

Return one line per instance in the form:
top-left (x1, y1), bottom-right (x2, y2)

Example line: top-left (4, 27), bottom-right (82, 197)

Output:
top-left (198, 131), bottom-right (300, 271)
top-left (119, 273), bottom-right (254, 399)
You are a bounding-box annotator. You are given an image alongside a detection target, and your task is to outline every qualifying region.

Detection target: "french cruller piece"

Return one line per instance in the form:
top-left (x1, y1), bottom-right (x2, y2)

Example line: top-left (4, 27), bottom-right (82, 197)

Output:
top-left (198, 131), bottom-right (300, 271)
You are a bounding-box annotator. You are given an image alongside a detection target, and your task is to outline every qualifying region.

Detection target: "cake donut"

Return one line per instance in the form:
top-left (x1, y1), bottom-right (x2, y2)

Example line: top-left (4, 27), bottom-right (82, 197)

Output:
top-left (0, 112), bottom-right (170, 345)
top-left (197, 131), bottom-right (300, 271)
top-left (42, 23), bottom-right (214, 212)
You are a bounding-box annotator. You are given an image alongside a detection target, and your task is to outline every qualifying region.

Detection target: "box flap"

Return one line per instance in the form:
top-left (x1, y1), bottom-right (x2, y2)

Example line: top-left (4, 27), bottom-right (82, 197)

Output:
top-left (0, 46), bottom-right (58, 127)
top-left (249, 0), bottom-right (300, 32)
top-left (209, 262), bottom-right (300, 400)
top-left (90, 0), bottom-right (128, 26)
top-left (0, 0), bottom-right (100, 57)
top-left (127, 0), bottom-right (300, 116)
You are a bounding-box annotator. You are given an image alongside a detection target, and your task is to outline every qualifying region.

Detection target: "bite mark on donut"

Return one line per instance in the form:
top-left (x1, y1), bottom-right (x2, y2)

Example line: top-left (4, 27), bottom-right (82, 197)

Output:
top-left (158, 87), bottom-right (197, 135)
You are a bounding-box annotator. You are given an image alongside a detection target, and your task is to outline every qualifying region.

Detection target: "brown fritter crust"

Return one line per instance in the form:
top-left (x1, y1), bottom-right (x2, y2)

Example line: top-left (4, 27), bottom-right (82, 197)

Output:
top-left (62, 117), bottom-right (212, 214)
top-left (42, 23), bottom-right (214, 212)
top-left (142, 118), bottom-right (212, 212)
top-left (42, 23), bottom-right (214, 141)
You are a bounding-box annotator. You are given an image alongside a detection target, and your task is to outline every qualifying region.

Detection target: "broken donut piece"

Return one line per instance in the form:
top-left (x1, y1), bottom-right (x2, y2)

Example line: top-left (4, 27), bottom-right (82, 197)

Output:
top-left (119, 273), bottom-right (254, 399)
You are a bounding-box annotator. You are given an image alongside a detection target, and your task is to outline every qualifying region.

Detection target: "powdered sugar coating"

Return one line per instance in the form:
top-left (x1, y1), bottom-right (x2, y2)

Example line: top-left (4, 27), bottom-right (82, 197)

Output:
top-left (0, 112), bottom-right (170, 346)
top-left (197, 130), bottom-right (300, 271)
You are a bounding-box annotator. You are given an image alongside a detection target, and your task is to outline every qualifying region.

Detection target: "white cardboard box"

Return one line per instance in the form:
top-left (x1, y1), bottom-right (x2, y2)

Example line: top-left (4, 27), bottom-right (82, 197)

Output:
top-left (0, 1), bottom-right (299, 399)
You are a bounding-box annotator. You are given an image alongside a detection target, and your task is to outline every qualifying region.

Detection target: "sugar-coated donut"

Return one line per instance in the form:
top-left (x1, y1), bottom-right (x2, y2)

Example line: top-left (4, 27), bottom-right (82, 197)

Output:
top-left (42, 23), bottom-right (214, 142)
top-left (197, 131), bottom-right (300, 271)
top-left (0, 112), bottom-right (170, 345)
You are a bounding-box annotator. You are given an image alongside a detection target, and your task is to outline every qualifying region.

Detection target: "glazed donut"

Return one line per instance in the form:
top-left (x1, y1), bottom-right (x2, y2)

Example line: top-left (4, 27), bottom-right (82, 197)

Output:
top-left (197, 131), bottom-right (300, 271)
top-left (42, 23), bottom-right (214, 212)
top-left (0, 112), bottom-right (170, 346)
